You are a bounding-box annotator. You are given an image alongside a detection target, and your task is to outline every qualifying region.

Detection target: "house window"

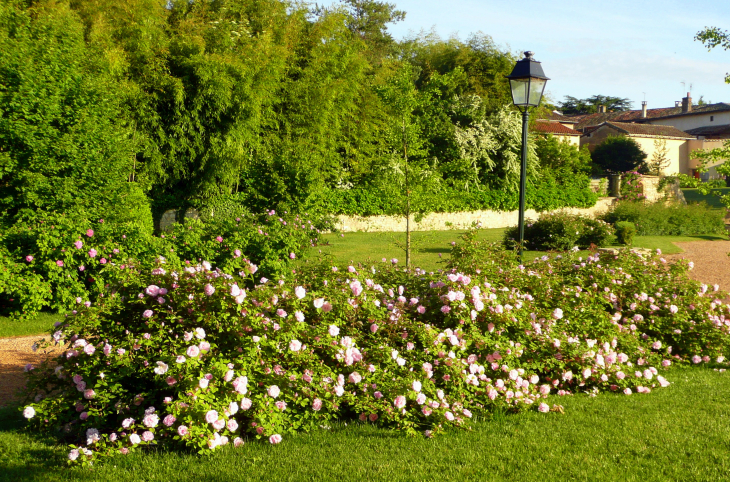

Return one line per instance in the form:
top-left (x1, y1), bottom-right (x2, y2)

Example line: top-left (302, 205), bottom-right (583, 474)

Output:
top-left (711, 116), bottom-right (714, 121)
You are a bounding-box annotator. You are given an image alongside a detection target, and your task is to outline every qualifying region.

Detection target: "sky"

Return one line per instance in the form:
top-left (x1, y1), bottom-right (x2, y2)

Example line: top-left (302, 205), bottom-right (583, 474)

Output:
top-left (324, 0), bottom-right (730, 110)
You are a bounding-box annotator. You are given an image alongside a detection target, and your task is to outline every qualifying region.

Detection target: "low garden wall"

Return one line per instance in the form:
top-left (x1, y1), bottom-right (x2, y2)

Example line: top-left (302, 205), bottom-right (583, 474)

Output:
top-left (335, 197), bottom-right (617, 232)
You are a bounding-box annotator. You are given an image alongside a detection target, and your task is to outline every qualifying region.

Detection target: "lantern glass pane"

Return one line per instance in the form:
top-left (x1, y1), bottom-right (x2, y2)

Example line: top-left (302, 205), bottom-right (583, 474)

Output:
top-left (528, 78), bottom-right (547, 106)
top-left (509, 78), bottom-right (529, 106)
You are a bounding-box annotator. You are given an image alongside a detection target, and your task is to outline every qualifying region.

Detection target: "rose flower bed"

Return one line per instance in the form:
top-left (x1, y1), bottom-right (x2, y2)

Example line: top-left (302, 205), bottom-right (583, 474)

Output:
top-left (19, 232), bottom-right (730, 466)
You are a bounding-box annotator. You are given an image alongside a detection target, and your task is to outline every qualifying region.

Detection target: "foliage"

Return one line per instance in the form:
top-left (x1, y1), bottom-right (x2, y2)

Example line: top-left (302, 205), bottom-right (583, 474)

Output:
top-left (21, 235), bottom-right (730, 466)
top-left (619, 172), bottom-right (645, 202)
top-left (614, 221), bottom-right (636, 246)
top-left (534, 134), bottom-right (593, 179)
top-left (0, 3), bottom-right (150, 231)
top-left (648, 139), bottom-right (671, 175)
top-left (0, 212), bottom-right (324, 319)
top-left (502, 213), bottom-right (613, 251)
top-left (695, 26), bottom-right (730, 83)
top-left (323, 174), bottom-right (598, 216)
top-left (559, 95), bottom-right (633, 115)
top-left (602, 201), bottom-right (726, 236)
top-left (592, 137), bottom-right (648, 174)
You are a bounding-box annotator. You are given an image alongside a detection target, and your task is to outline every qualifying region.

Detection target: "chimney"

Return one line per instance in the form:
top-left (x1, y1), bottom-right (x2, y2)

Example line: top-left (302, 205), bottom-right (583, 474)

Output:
top-left (597, 105), bottom-right (606, 113)
top-left (682, 92), bottom-right (692, 113)
top-left (641, 101), bottom-right (647, 118)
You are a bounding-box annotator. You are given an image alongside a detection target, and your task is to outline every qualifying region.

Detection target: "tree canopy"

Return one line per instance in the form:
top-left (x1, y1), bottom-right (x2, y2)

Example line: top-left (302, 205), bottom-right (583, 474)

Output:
top-left (559, 95), bottom-right (633, 115)
top-left (592, 136), bottom-right (647, 174)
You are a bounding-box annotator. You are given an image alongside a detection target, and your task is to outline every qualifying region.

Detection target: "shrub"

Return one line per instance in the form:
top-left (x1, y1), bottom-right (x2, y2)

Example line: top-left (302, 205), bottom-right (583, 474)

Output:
top-left (619, 172), bottom-right (645, 202)
top-left (0, 211), bottom-right (327, 319)
top-left (615, 221), bottom-right (636, 246)
top-left (592, 136), bottom-right (648, 174)
top-left (324, 174), bottom-right (598, 216)
top-left (503, 212), bottom-right (613, 251)
top-left (21, 235), bottom-right (730, 466)
top-left (602, 201), bottom-right (726, 236)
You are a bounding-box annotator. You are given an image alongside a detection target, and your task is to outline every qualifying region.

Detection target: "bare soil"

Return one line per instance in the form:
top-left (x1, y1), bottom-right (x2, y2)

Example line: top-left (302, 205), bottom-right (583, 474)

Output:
top-left (2, 241), bottom-right (729, 408)
top-left (0, 335), bottom-right (61, 408)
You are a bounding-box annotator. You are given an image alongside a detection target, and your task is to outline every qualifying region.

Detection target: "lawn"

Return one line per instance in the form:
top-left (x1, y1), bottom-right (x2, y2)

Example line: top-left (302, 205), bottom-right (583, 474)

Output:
top-left (2, 366), bottom-right (729, 481)
top-left (682, 187), bottom-right (730, 209)
top-left (303, 228), bottom-right (727, 272)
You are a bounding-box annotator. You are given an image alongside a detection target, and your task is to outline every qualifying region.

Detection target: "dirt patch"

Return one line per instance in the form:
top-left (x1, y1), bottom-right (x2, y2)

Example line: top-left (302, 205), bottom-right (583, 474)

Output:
top-left (664, 241), bottom-right (730, 291)
top-left (0, 335), bottom-right (61, 408)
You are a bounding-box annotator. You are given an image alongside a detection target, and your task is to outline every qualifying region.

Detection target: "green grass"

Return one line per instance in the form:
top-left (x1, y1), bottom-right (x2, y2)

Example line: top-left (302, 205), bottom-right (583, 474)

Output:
top-left (682, 188), bottom-right (730, 209)
top-left (0, 312), bottom-right (62, 338)
top-left (2, 367), bottom-right (730, 481)
top-left (303, 229), bottom-right (727, 272)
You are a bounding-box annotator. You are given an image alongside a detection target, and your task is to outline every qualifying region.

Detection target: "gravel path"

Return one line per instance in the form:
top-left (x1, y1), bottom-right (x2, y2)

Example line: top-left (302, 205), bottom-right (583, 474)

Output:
top-left (664, 241), bottom-right (730, 291)
top-left (3, 241), bottom-right (730, 408)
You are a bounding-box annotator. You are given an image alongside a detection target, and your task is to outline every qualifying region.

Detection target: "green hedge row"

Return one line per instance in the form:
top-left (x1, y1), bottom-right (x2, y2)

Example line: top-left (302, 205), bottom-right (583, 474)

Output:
top-left (323, 175), bottom-right (599, 216)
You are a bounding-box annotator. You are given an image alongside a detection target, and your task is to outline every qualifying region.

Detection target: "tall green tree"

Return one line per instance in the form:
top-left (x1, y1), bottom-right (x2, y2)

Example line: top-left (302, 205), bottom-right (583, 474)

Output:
top-left (592, 136), bottom-right (647, 174)
top-left (0, 1), bottom-right (150, 229)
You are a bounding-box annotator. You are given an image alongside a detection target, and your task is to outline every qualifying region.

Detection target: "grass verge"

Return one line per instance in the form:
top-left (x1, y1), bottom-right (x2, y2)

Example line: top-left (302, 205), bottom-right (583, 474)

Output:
top-left (2, 366), bottom-right (729, 482)
top-left (304, 229), bottom-right (727, 272)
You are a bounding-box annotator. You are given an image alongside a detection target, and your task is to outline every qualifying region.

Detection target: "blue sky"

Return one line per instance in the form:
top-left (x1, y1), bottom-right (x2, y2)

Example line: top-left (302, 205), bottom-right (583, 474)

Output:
top-left (323, 0), bottom-right (730, 110)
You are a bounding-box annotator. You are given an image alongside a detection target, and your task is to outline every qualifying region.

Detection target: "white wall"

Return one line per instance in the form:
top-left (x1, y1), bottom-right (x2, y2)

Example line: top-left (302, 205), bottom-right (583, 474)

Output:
top-left (648, 112), bottom-right (730, 131)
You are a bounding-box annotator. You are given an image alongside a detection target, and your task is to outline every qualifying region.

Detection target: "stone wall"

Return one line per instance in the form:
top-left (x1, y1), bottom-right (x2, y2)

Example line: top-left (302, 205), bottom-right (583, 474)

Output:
top-left (335, 197), bottom-right (617, 233)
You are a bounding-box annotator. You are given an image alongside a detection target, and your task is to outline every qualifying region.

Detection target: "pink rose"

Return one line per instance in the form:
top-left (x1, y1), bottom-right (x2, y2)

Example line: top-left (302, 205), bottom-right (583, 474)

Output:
top-left (538, 403), bottom-right (549, 413)
top-left (312, 398), bottom-right (323, 411)
top-left (88, 249), bottom-right (97, 258)
top-left (269, 434), bottom-right (282, 444)
top-left (394, 396), bottom-right (406, 409)
top-left (205, 410), bottom-right (218, 424)
top-left (177, 425), bottom-right (189, 436)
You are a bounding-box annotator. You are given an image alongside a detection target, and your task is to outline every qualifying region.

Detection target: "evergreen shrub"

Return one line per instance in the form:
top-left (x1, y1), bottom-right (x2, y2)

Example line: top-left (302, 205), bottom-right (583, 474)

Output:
top-left (603, 201), bottom-right (725, 236)
top-left (615, 221), bottom-right (636, 246)
top-left (503, 213), bottom-right (613, 251)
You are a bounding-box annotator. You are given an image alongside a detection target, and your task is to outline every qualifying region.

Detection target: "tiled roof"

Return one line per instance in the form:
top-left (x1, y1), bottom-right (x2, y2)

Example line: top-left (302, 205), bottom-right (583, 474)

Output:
top-left (683, 125), bottom-right (730, 139)
top-left (586, 121), bottom-right (694, 139)
top-left (543, 111), bottom-right (577, 123)
top-left (567, 103), bottom-right (730, 129)
top-left (532, 120), bottom-right (582, 136)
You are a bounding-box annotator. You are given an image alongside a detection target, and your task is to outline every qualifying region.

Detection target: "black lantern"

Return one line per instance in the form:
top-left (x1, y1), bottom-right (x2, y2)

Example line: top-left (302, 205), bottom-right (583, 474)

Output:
top-left (506, 51), bottom-right (549, 108)
top-left (506, 51), bottom-right (549, 263)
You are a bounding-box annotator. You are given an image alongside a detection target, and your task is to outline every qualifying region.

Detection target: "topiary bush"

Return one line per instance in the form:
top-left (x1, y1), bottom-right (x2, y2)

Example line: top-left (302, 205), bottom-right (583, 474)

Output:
top-left (21, 238), bottom-right (730, 466)
top-left (502, 212), bottom-right (613, 251)
top-left (615, 221), bottom-right (636, 246)
top-left (602, 201), bottom-right (726, 236)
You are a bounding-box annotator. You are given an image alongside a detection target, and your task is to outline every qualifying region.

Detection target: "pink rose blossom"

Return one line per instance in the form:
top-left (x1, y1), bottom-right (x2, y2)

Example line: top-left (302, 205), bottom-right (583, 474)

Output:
top-left (312, 398), bottom-right (323, 411)
top-left (268, 385), bottom-right (280, 398)
top-left (241, 398), bottom-right (253, 410)
top-left (177, 425), bottom-right (189, 436)
top-left (88, 249), bottom-right (97, 258)
top-left (394, 396), bottom-right (406, 409)
top-left (269, 434), bottom-right (282, 444)
top-left (538, 403), bottom-right (549, 413)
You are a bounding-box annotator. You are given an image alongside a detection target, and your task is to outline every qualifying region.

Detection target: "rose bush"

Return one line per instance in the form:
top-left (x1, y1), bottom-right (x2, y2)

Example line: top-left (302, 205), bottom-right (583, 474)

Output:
top-left (0, 211), bottom-right (325, 319)
top-left (20, 232), bottom-right (730, 466)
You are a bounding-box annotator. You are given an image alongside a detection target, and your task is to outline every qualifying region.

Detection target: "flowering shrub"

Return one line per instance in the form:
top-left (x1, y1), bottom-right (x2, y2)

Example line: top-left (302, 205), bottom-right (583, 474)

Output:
top-left (20, 233), bottom-right (730, 466)
top-left (0, 211), bottom-right (325, 319)
top-left (619, 172), bottom-right (645, 202)
top-left (503, 212), bottom-right (613, 251)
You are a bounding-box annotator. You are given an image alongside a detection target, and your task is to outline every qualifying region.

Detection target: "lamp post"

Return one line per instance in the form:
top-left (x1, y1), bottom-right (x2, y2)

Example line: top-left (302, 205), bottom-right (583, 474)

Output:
top-left (506, 51), bottom-right (549, 264)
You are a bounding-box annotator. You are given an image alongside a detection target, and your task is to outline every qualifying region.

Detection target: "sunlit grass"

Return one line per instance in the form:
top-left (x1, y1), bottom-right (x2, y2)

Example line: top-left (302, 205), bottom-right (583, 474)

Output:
top-left (2, 367), bottom-right (730, 481)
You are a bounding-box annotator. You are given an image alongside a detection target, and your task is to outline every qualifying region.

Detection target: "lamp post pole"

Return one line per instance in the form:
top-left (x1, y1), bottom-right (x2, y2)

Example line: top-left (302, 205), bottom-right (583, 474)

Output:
top-left (518, 108), bottom-right (529, 264)
top-left (506, 51), bottom-right (549, 265)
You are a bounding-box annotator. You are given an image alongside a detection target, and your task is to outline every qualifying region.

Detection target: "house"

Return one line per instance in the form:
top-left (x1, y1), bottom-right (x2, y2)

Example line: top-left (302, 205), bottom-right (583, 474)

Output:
top-left (557, 94), bottom-right (730, 177)
top-left (532, 113), bottom-right (582, 146)
top-left (580, 122), bottom-right (695, 174)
